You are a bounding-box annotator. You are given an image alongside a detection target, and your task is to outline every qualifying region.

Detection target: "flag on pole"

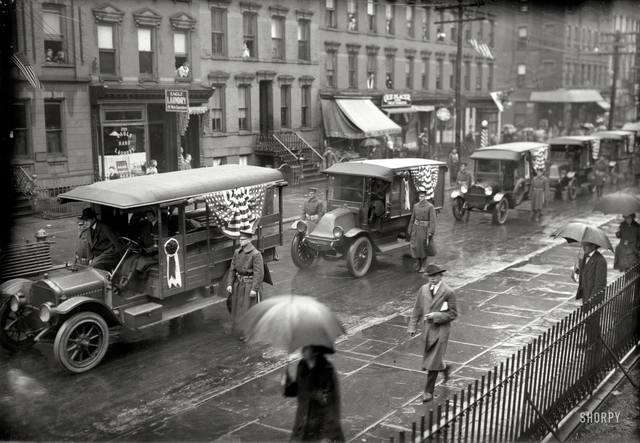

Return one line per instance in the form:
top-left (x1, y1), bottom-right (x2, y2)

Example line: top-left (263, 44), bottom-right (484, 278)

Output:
top-left (10, 54), bottom-right (43, 90)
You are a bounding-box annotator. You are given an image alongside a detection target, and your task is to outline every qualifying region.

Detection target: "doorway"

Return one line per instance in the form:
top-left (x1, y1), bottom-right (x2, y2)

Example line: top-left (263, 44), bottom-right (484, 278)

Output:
top-left (180, 115), bottom-right (200, 168)
top-left (259, 80), bottom-right (273, 134)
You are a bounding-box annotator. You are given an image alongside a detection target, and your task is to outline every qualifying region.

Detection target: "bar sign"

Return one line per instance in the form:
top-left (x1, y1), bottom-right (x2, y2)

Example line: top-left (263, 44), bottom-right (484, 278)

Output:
top-left (165, 89), bottom-right (189, 112)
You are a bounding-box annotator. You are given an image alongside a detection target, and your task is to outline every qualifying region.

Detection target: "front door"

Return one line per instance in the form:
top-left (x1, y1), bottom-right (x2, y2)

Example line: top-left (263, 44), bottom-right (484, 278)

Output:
top-left (180, 115), bottom-right (200, 168)
top-left (259, 80), bottom-right (273, 135)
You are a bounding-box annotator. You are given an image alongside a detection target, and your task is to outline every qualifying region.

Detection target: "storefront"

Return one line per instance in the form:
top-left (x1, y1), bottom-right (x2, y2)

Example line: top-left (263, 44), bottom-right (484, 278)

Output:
top-left (380, 93), bottom-right (435, 157)
top-left (89, 86), bottom-right (212, 180)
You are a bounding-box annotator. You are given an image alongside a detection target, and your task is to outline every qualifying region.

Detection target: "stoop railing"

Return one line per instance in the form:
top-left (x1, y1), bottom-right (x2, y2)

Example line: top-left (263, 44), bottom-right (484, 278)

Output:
top-left (391, 263), bottom-right (640, 443)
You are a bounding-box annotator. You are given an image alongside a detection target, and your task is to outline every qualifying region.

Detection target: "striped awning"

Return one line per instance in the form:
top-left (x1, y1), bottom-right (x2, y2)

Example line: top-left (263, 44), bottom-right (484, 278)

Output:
top-left (10, 54), bottom-right (43, 90)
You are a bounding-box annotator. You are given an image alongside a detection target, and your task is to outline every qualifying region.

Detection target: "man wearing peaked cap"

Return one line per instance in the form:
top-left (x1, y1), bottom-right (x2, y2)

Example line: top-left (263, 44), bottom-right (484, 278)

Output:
top-left (226, 226), bottom-right (264, 339)
top-left (408, 189), bottom-right (436, 273)
top-left (408, 263), bottom-right (457, 403)
top-left (301, 187), bottom-right (325, 225)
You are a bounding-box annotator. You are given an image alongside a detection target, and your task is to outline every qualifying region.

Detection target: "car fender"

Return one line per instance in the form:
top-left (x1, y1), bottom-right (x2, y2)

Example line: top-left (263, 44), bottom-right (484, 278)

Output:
top-left (290, 219), bottom-right (301, 230)
top-left (0, 278), bottom-right (33, 303)
top-left (344, 229), bottom-right (381, 253)
top-left (54, 296), bottom-right (121, 327)
top-left (450, 190), bottom-right (463, 199)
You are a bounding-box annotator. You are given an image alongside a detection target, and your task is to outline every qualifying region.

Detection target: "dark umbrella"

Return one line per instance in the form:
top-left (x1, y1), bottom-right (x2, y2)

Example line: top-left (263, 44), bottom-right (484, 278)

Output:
top-left (593, 192), bottom-right (640, 215)
top-left (240, 295), bottom-right (346, 353)
top-left (360, 138), bottom-right (381, 148)
top-left (551, 222), bottom-right (613, 251)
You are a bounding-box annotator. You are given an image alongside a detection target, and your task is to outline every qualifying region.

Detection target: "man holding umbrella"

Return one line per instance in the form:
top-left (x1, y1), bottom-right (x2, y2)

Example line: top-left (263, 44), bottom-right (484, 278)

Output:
top-left (408, 264), bottom-right (458, 403)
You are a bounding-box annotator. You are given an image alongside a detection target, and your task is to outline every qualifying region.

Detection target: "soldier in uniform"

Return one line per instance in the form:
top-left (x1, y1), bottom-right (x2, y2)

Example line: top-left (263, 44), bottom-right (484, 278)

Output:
top-left (407, 190), bottom-right (436, 273)
top-left (301, 187), bottom-right (325, 225)
top-left (226, 228), bottom-right (264, 338)
top-left (594, 156), bottom-right (609, 197)
top-left (455, 162), bottom-right (473, 188)
top-left (530, 168), bottom-right (550, 222)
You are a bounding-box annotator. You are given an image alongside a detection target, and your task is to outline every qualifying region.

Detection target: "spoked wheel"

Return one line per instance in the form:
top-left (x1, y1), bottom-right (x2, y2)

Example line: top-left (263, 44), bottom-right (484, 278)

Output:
top-left (53, 312), bottom-right (109, 374)
top-left (346, 236), bottom-right (374, 278)
top-left (0, 302), bottom-right (37, 352)
top-left (452, 197), bottom-right (466, 221)
top-left (290, 234), bottom-right (315, 269)
top-left (567, 180), bottom-right (578, 200)
top-left (492, 198), bottom-right (509, 225)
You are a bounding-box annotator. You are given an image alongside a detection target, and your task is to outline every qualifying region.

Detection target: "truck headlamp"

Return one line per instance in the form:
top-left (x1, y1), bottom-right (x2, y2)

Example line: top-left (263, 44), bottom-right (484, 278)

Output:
top-left (333, 226), bottom-right (344, 239)
top-left (39, 302), bottom-right (56, 323)
top-left (460, 185), bottom-right (468, 194)
top-left (296, 221), bottom-right (307, 234)
top-left (484, 186), bottom-right (493, 196)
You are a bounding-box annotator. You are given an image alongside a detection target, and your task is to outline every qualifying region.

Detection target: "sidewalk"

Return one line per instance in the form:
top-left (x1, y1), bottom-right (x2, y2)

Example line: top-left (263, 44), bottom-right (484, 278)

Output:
top-left (119, 219), bottom-right (622, 442)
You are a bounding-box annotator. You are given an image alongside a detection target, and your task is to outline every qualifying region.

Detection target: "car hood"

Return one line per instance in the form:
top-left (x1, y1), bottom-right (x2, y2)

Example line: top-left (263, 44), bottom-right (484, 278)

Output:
top-left (309, 207), bottom-right (356, 238)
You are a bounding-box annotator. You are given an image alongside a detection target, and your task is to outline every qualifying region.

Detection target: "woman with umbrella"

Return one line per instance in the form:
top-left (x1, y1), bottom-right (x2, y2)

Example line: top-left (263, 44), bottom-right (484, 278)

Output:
top-left (613, 213), bottom-right (640, 271)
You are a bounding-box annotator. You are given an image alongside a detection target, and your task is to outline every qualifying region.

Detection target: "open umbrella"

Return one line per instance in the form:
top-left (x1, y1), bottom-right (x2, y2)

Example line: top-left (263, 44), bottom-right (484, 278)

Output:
top-left (551, 222), bottom-right (613, 251)
top-left (360, 138), bottom-right (381, 148)
top-left (593, 192), bottom-right (640, 215)
top-left (502, 124), bottom-right (517, 135)
top-left (240, 295), bottom-right (346, 353)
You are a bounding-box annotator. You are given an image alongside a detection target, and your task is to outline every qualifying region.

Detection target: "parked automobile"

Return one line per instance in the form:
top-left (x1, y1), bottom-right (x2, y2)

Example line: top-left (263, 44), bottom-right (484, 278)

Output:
top-left (592, 130), bottom-right (635, 181)
top-left (452, 142), bottom-right (549, 224)
top-left (547, 136), bottom-right (599, 199)
top-left (290, 158), bottom-right (447, 277)
top-left (621, 122), bottom-right (640, 150)
top-left (0, 166), bottom-right (286, 373)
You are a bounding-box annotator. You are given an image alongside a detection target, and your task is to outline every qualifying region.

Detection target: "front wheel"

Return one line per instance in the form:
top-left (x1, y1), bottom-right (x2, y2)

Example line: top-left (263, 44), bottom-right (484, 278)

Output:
top-left (452, 197), bottom-right (466, 221)
top-left (492, 198), bottom-right (509, 225)
top-left (0, 301), bottom-right (36, 352)
top-left (53, 312), bottom-right (109, 374)
top-left (290, 234), bottom-right (315, 269)
top-left (346, 236), bottom-right (374, 278)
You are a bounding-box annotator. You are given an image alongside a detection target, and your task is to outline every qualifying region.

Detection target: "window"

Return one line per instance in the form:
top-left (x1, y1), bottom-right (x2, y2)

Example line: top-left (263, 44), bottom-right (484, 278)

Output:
top-left (210, 86), bottom-right (225, 132)
top-left (514, 102), bottom-right (527, 126)
top-left (242, 12), bottom-right (257, 58)
top-left (238, 155), bottom-right (249, 166)
top-left (325, 0), bottom-right (336, 28)
top-left (436, 59), bottom-right (443, 89)
top-left (451, 21), bottom-right (457, 43)
top-left (421, 58), bottom-right (429, 89)
top-left (464, 61), bottom-right (470, 90)
top-left (238, 85), bottom-right (250, 131)
top-left (280, 85), bottom-right (291, 128)
top-left (367, 0), bottom-right (377, 33)
top-left (211, 8), bottom-right (227, 56)
top-left (421, 7), bottom-right (429, 40)
top-left (271, 17), bottom-right (285, 60)
top-left (385, 4), bottom-right (394, 35)
top-left (477, 20), bottom-right (484, 41)
top-left (174, 32), bottom-right (189, 72)
top-left (406, 57), bottom-right (414, 89)
top-left (138, 28), bottom-right (154, 76)
top-left (518, 26), bottom-right (527, 49)
top-left (298, 20), bottom-right (310, 60)
top-left (43, 5), bottom-right (66, 63)
top-left (385, 54), bottom-right (394, 89)
top-left (488, 63), bottom-right (494, 90)
top-left (213, 156), bottom-right (227, 166)
top-left (301, 85), bottom-right (311, 127)
top-left (367, 53), bottom-right (377, 89)
top-left (348, 52), bottom-right (358, 88)
top-left (519, 0), bottom-right (528, 13)
top-left (347, 0), bottom-right (358, 31)
top-left (517, 63), bottom-right (526, 87)
top-left (476, 62), bottom-right (483, 90)
top-left (406, 5), bottom-right (414, 38)
top-left (97, 24), bottom-right (116, 75)
top-left (449, 61), bottom-right (454, 89)
top-left (11, 102), bottom-right (29, 156)
top-left (45, 100), bottom-right (63, 155)
top-left (326, 50), bottom-right (337, 87)
top-left (465, 23), bottom-right (471, 42)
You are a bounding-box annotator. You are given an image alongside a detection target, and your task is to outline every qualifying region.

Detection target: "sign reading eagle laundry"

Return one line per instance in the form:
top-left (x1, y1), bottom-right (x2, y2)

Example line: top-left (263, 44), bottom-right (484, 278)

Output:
top-left (165, 89), bottom-right (189, 112)
top-left (382, 93), bottom-right (412, 107)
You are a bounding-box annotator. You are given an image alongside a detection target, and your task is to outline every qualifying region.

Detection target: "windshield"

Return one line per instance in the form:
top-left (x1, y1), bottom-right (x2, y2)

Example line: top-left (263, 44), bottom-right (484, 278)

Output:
top-left (549, 147), bottom-right (567, 162)
top-left (600, 140), bottom-right (619, 160)
top-left (329, 175), bottom-right (364, 203)
top-left (476, 159), bottom-right (500, 173)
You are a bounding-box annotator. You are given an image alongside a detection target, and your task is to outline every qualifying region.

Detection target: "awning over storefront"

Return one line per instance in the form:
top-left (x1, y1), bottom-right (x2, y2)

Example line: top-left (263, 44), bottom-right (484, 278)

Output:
top-left (321, 98), bottom-right (401, 139)
top-left (384, 105), bottom-right (435, 114)
top-left (529, 89), bottom-right (608, 105)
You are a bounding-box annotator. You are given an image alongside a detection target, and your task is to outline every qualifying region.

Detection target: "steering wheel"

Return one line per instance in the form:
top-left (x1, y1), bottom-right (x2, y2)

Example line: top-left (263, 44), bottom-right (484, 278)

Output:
top-left (120, 236), bottom-right (142, 253)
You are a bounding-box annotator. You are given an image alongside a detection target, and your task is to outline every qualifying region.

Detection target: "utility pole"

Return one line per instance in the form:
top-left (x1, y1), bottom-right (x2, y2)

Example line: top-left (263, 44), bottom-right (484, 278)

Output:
top-left (635, 29), bottom-right (640, 119)
top-left (434, 1), bottom-right (488, 152)
top-left (609, 31), bottom-right (620, 130)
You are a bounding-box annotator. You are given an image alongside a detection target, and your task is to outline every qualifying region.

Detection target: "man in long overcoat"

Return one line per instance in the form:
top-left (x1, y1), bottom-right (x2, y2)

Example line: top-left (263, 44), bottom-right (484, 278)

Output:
top-left (226, 229), bottom-right (264, 337)
top-left (283, 345), bottom-right (345, 442)
top-left (301, 187), bottom-right (325, 227)
top-left (530, 168), bottom-right (550, 222)
top-left (408, 264), bottom-right (458, 402)
top-left (613, 213), bottom-right (640, 271)
top-left (79, 207), bottom-right (122, 271)
top-left (408, 190), bottom-right (436, 272)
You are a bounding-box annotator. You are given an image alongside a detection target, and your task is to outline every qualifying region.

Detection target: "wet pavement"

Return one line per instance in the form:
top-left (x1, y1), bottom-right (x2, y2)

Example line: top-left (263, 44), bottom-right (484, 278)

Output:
top-left (0, 184), bottom-right (633, 441)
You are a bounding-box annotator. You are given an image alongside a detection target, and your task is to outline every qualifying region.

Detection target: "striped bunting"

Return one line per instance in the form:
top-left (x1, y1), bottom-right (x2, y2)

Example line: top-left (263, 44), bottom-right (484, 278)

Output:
top-left (410, 166), bottom-right (439, 201)
top-left (203, 185), bottom-right (267, 238)
top-left (10, 54), bottom-right (44, 90)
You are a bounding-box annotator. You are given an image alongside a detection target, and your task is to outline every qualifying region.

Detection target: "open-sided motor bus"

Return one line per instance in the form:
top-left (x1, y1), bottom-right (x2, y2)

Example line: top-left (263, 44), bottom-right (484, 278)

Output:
top-left (0, 166), bottom-right (286, 373)
top-left (452, 142), bottom-right (549, 224)
top-left (592, 130), bottom-right (635, 181)
top-left (291, 158), bottom-right (447, 278)
top-left (546, 136), bottom-right (599, 199)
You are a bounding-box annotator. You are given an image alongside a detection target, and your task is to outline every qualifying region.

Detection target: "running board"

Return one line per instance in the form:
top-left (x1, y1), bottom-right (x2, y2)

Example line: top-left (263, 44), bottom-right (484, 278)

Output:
top-left (137, 296), bottom-right (223, 330)
top-left (377, 240), bottom-right (410, 254)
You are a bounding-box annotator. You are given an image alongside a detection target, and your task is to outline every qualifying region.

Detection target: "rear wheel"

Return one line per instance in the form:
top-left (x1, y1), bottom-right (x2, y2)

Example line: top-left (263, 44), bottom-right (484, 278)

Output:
top-left (53, 312), bottom-right (109, 374)
top-left (452, 198), bottom-right (466, 221)
top-left (0, 302), bottom-right (36, 352)
top-left (290, 234), bottom-right (315, 269)
top-left (492, 198), bottom-right (509, 225)
top-left (346, 236), bottom-right (374, 278)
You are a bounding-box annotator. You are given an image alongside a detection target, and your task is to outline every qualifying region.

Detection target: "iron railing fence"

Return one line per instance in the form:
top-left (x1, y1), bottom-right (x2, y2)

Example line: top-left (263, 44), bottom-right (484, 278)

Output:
top-left (391, 263), bottom-right (640, 443)
top-left (34, 185), bottom-right (88, 219)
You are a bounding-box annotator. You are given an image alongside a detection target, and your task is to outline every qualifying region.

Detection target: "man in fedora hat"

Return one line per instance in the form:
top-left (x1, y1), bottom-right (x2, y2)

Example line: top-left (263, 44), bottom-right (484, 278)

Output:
top-left (78, 207), bottom-right (122, 271)
top-left (301, 187), bottom-right (325, 226)
top-left (226, 227), bottom-right (264, 338)
top-left (408, 264), bottom-right (458, 403)
top-left (408, 190), bottom-right (436, 273)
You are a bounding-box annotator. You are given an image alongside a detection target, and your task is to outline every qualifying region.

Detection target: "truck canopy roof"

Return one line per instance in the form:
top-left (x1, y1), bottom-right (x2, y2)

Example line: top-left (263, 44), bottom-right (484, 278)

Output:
top-left (324, 158), bottom-right (447, 182)
top-left (471, 142), bottom-right (549, 161)
top-left (593, 130), bottom-right (634, 140)
top-left (548, 136), bottom-right (598, 146)
top-left (59, 165), bottom-right (285, 209)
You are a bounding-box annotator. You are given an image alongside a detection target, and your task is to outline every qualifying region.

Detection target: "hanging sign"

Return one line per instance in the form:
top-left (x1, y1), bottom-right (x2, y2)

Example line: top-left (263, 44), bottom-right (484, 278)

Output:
top-left (382, 93), bottom-right (412, 107)
top-left (165, 89), bottom-right (189, 112)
